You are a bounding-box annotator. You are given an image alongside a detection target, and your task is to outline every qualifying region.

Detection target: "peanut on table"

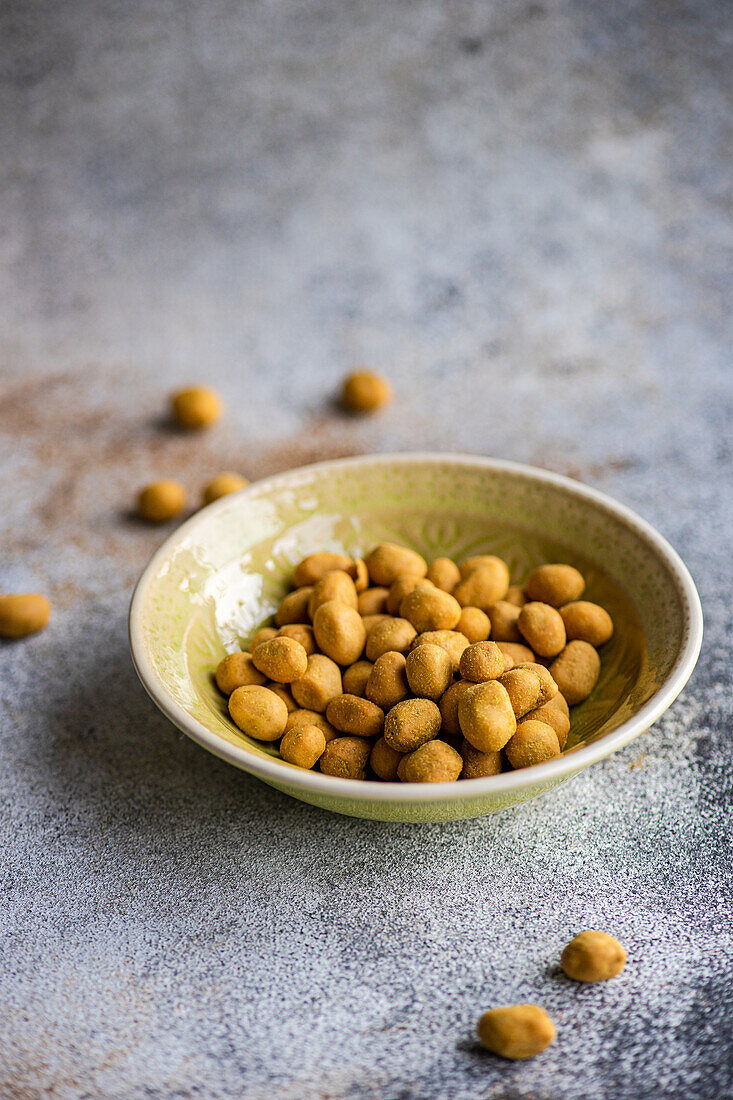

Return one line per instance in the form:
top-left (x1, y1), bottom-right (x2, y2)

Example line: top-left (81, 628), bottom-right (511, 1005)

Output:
top-left (212, 544), bottom-right (615, 782)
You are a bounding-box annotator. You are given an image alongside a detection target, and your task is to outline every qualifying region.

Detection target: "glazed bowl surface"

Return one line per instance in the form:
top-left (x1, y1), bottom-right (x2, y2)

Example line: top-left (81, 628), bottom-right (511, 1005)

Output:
top-left (129, 454), bottom-right (702, 822)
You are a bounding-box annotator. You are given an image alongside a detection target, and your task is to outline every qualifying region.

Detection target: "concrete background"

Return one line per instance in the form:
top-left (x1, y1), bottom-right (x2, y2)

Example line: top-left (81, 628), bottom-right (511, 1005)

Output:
top-left (1, 1), bottom-right (731, 1097)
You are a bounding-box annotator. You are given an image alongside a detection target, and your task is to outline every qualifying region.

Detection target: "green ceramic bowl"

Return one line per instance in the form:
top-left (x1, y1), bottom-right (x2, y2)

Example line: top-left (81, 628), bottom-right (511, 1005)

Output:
top-left (129, 454), bottom-right (702, 822)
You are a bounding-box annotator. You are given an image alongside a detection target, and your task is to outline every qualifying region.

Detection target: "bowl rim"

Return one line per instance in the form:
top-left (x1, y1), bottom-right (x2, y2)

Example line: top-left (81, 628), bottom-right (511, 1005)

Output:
top-left (129, 453), bottom-right (703, 803)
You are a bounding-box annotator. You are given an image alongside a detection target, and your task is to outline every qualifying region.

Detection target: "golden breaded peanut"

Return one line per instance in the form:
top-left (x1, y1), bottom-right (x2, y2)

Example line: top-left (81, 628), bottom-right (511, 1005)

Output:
top-left (215, 652), bottom-right (267, 695)
top-left (137, 480), bottom-right (186, 522)
top-left (517, 602), bottom-right (566, 658)
top-left (265, 683), bottom-right (297, 712)
top-left (252, 636), bottom-right (309, 683)
top-left (361, 613), bottom-right (391, 634)
top-left (383, 698), bottom-right (442, 753)
top-left (549, 641), bottom-right (601, 705)
top-left (280, 723), bottom-right (326, 770)
top-left (559, 601), bottom-right (614, 647)
top-left (202, 472), bottom-right (248, 504)
top-left (505, 719), bottom-right (561, 769)
top-left (561, 931), bottom-right (627, 982)
top-left (326, 694), bottom-right (385, 738)
top-left (456, 606), bottom-right (491, 643)
top-left (477, 1005), bottom-right (556, 1060)
top-left (365, 617), bottom-right (417, 661)
top-left (514, 663), bottom-right (559, 705)
top-left (405, 644), bottom-right (453, 701)
top-left (342, 660), bottom-right (374, 697)
top-left (365, 651), bottom-right (410, 710)
top-left (387, 575), bottom-right (434, 616)
top-left (495, 641), bottom-right (535, 669)
top-left (357, 587), bottom-right (390, 616)
top-left (505, 585), bottom-right (527, 607)
top-left (370, 737), bottom-right (403, 781)
top-left (275, 587), bottom-right (313, 626)
top-left (411, 630), bottom-right (469, 673)
top-left (439, 680), bottom-right (474, 737)
top-left (285, 708), bottom-right (338, 742)
top-left (487, 601), bottom-right (522, 643)
top-left (308, 571), bottom-right (359, 618)
top-left (349, 559), bottom-right (369, 591)
top-left (277, 623), bottom-right (317, 654)
top-left (497, 667), bottom-right (543, 717)
top-left (400, 586), bottom-right (461, 633)
top-left (249, 626), bottom-right (278, 651)
top-left (459, 554), bottom-right (509, 580)
top-left (426, 557), bottom-right (461, 592)
top-left (460, 739), bottom-right (502, 779)
top-left (313, 601), bottom-right (367, 666)
top-left (319, 736), bottom-right (371, 779)
top-left (458, 680), bottom-right (517, 752)
top-left (292, 552), bottom-right (353, 588)
top-left (365, 543), bottom-right (427, 586)
top-left (459, 641), bottom-right (505, 683)
top-left (396, 755), bottom-right (409, 781)
top-left (526, 563), bottom-right (585, 606)
top-left (453, 562), bottom-right (510, 610)
top-left (171, 385), bottom-right (221, 429)
top-left (403, 740), bottom-right (462, 783)
top-left (525, 694), bottom-right (570, 749)
top-left (228, 685), bottom-right (288, 741)
top-left (341, 370), bottom-right (392, 413)
top-left (291, 654), bottom-right (343, 712)
top-left (0, 593), bottom-right (51, 638)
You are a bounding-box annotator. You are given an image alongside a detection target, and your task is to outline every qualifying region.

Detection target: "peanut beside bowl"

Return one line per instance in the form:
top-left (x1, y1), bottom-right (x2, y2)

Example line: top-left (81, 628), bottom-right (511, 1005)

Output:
top-left (129, 454), bottom-right (702, 823)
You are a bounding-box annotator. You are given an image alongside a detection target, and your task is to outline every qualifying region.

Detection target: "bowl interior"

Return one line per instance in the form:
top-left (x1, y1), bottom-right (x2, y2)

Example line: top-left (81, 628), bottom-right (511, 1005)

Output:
top-left (136, 457), bottom-right (686, 779)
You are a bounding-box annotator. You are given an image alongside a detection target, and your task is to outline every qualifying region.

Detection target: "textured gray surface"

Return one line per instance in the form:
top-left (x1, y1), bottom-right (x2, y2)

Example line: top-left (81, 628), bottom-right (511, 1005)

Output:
top-left (1, 1), bottom-right (732, 1097)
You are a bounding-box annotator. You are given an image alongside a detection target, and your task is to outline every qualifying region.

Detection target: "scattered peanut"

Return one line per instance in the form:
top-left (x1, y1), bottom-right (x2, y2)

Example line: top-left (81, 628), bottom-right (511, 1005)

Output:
top-left (137, 480), bottom-right (186, 523)
top-left (171, 385), bottom-right (222, 430)
top-left (340, 369), bottom-right (392, 414)
top-left (477, 1005), bottom-right (556, 1060)
top-left (561, 930), bottom-right (627, 982)
top-left (0, 593), bottom-right (51, 638)
top-left (202, 472), bottom-right (248, 505)
top-left (366, 651), bottom-right (411, 710)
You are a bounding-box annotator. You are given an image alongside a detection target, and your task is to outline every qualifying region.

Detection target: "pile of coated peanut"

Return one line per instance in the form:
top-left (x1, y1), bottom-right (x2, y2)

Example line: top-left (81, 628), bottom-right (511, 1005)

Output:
top-left (214, 541), bottom-right (615, 780)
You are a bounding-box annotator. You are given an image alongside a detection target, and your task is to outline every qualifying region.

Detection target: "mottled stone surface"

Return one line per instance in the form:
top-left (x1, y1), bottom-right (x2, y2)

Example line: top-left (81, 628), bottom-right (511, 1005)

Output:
top-left (1, 1), bottom-right (731, 1097)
